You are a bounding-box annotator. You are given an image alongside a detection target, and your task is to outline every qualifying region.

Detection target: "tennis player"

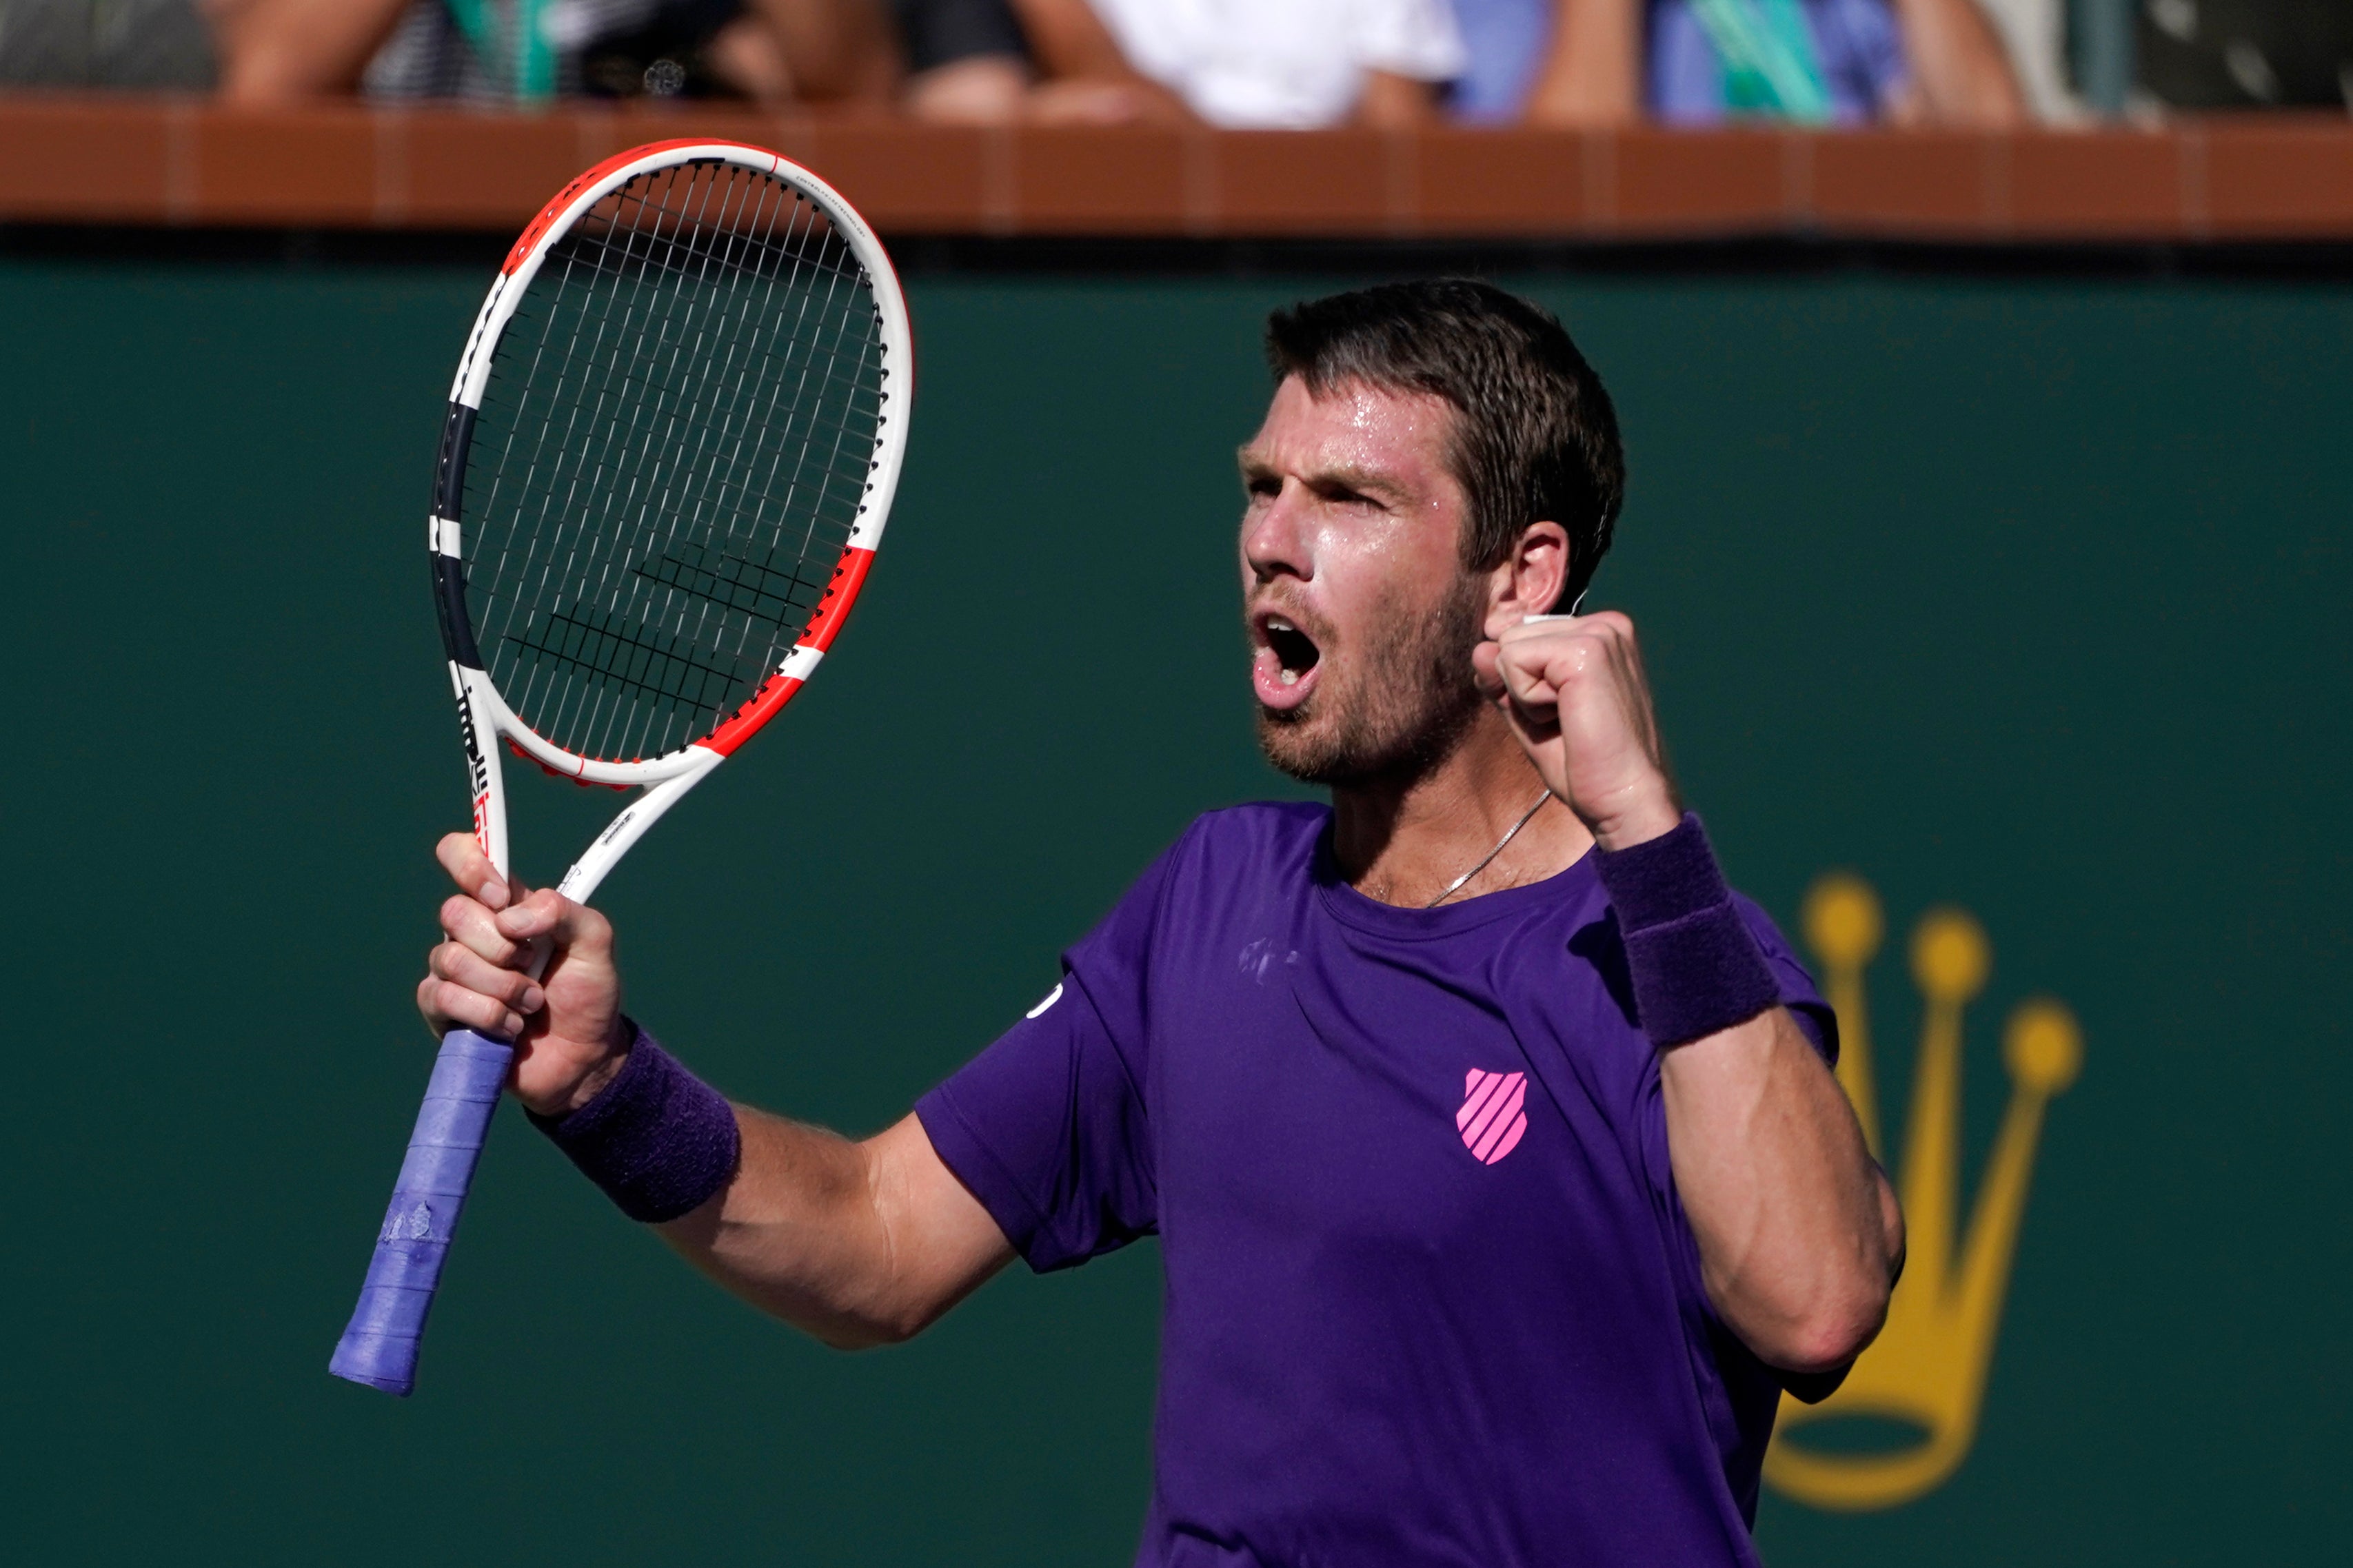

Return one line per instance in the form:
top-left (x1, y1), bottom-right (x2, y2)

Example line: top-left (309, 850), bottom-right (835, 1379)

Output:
top-left (421, 278), bottom-right (1902, 1565)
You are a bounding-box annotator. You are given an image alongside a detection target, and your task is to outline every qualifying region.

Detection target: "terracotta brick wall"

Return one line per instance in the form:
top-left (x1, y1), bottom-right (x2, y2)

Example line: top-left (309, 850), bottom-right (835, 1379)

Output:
top-left (1, 98), bottom-right (2347, 240)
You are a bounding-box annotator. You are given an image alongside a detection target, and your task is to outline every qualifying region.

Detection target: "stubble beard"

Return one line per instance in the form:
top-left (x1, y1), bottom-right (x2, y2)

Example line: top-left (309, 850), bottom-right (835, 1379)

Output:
top-left (1255, 571), bottom-right (1488, 790)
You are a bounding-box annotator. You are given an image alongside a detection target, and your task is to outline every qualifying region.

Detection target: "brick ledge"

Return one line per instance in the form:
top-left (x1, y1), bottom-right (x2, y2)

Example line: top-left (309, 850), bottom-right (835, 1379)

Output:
top-left (1, 97), bottom-right (2347, 241)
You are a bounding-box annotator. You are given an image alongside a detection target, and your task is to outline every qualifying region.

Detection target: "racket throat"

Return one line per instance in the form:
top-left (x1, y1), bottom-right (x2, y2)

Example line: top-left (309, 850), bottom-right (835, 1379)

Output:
top-left (554, 747), bottom-right (725, 905)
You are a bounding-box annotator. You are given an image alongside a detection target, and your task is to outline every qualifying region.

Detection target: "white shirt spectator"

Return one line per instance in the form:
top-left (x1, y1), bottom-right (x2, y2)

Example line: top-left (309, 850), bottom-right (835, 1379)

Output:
top-left (1088, 0), bottom-right (1468, 127)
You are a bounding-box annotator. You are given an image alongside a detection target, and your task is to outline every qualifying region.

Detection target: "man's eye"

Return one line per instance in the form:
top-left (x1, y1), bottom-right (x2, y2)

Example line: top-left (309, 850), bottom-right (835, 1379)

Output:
top-left (1246, 476), bottom-right (1281, 499)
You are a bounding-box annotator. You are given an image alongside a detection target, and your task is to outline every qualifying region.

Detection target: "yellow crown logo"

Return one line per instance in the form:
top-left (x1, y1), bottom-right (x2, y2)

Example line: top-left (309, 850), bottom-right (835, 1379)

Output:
top-left (1764, 873), bottom-right (2082, 1511)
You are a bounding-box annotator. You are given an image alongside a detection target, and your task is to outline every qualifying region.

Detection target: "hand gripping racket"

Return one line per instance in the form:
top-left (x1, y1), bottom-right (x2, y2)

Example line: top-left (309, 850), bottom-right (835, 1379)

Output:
top-left (330, 140), bottom-right (911, 1396)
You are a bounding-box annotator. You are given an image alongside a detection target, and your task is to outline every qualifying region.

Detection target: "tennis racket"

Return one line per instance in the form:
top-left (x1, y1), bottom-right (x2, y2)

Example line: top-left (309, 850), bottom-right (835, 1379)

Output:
top-left (330, 139), bottom-right (912, 1397)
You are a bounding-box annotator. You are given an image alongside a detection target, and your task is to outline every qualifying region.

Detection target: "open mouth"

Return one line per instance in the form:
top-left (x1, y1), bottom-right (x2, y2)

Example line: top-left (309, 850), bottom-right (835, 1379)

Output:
top-left (1264, 616), bottom-right (1321, 686)
top-left (1252, 610), bottom-right (1324, 710)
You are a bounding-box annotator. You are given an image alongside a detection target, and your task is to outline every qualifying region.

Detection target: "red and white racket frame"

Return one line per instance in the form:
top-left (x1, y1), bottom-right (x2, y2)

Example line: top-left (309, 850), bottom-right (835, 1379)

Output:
top-left (426, 139), bottom-right (911, 906)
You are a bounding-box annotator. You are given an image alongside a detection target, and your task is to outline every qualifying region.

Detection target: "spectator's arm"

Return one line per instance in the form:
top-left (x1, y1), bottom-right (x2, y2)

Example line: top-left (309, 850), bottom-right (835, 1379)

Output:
top-left (1355, 70), bottom-right (1440, 126)
top-left (1012, 0), bottom-right (1195, 123)
top-left (1524, 0), bottom-right (1643, 126)
top-left (204, 0), bottom-right (411, 103)
top-left (1010, 0), bottom-right (1149, 79)
top-left (1884, 0), bottom-right (2026, 125)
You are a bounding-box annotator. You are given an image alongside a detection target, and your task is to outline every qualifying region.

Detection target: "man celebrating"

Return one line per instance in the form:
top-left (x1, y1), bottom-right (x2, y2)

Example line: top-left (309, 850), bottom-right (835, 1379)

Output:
top-left (421, 280), bottom-right (1901, 1565)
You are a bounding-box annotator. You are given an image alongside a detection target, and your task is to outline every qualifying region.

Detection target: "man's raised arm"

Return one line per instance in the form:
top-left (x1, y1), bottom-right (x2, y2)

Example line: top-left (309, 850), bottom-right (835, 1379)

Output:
top-left (420, 833), bottom-right (1014, 1350)
top-left (1477, 602), bottom-right (1903, 1376)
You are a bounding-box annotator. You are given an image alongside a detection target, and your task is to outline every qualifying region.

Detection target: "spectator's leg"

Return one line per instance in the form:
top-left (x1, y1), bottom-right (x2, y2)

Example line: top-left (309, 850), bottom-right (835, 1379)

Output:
top-left (705, 12), bottom-right (796, 101)
top-left (1524, 0), bottom-right (1642, 126)
top-left (205, 0), bottom-right (412, 103)
top-left (1887, 0), bottom-right (2028, 124)
top-left (893, 0), bottom-right (1029, 121)
top-left (1353, 71), bottom-right (1439, 128)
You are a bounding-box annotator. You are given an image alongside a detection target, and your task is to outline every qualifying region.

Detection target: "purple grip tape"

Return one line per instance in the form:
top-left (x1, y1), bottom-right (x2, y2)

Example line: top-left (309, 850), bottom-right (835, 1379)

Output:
top-left (329, 1028), bottom-right (512, 1396)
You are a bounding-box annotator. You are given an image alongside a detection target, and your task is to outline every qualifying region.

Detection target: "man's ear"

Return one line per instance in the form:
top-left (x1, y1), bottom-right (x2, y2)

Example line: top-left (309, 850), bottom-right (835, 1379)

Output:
top-left (1484, 522), bottom-right (1571, 635)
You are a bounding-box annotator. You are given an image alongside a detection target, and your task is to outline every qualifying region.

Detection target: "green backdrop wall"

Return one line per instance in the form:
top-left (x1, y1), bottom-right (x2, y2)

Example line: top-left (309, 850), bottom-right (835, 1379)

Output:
top-left (6, 253), bottom-right (2346, 1564)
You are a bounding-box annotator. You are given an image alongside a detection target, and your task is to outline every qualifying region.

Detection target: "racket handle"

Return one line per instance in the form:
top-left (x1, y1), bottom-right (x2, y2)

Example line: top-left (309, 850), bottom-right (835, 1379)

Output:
top-left (329, 1029), bottom-right (513, 1396)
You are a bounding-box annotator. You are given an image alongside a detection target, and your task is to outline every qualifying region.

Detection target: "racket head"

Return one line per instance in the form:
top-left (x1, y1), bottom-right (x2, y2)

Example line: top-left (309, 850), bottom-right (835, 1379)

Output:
top-left (429, 141), bottom-right (911, 785)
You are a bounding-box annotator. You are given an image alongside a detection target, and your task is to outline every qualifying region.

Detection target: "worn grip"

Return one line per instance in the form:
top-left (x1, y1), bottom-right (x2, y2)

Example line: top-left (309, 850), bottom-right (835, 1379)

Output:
top-left (329, 1029), bottom-right (512, 1396)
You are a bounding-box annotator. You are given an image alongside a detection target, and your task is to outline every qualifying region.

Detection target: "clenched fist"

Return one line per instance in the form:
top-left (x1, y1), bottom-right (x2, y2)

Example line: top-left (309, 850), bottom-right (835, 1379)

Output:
top-left (1471, 611), bottom-right (1682, 852)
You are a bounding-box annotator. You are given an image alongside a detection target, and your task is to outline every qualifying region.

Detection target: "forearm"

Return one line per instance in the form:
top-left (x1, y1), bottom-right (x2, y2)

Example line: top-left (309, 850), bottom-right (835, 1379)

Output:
top-left (422, 852), bottom-right (1015, 1346)
top-left (530, 1025), bottom-right (1011, 1350)
top-left (1486, 626), bottom-right (1901, 1370)
top-left (656, 1108), bottom-right (915, 1348)
top-left (743, 0), bottom-right (896, 101)
top-left (1009, 0), bottom-right (1139, 79)
top-left (1661, 1008), bottom-right (1899, 1371)
top-left (658, 1108), bottom-right (1013, 1350)
top-left (1582, 811), bottom-right (1897, 1372)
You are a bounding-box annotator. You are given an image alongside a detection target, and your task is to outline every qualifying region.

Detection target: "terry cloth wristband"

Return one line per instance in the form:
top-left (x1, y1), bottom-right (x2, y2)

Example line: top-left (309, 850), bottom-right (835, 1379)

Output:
top-left (1593, 813), bottom-right (1781, 1050)
top-left (527, 1021), bottom-right (740, 1223)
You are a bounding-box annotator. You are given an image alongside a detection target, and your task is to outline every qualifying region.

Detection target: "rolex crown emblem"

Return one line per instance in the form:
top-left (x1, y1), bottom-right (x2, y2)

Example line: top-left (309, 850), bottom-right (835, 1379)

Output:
top-left (1764, 873), bottom-right (2082, 1511)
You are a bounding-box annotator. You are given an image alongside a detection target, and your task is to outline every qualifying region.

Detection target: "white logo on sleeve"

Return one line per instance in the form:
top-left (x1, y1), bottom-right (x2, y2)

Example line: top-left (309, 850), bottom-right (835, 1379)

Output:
top-left (1025, 983), bottom-right (1064, 1019)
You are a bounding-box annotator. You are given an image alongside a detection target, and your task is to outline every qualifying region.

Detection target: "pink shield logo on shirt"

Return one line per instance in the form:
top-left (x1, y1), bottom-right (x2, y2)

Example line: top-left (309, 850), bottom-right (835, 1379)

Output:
top-left (1457, 1069), bottom-right (1528, 1165)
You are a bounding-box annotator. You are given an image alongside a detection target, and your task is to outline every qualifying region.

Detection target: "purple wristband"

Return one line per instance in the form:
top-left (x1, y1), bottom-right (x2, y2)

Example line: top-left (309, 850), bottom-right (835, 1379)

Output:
top-left (527, 1022), bottom-right (740, 1223)
top-left (1593, 813), bottom-right (1781, 1050)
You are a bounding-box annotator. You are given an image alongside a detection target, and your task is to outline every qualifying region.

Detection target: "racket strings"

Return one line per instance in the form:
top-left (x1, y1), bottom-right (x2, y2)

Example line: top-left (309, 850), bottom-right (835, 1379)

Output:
top-left (583, 175), bottom-right (880, 757)
top-left (505, 171), bottom-right (865, 762)
top-left (508, 599), bottom-right (756, 716)
top-left (463, 159), bottom-right (888, 763)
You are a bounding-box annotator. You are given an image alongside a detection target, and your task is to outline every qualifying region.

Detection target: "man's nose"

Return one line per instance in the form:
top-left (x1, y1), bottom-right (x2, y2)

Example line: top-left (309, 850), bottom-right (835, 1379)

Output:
top-left (1242, 482), bottom-right (1312, 584)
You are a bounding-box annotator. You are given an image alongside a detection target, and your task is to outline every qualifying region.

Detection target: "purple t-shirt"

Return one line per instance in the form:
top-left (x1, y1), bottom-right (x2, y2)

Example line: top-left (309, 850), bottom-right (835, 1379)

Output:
top-left (917, 802), bottom-right (1835, 1567)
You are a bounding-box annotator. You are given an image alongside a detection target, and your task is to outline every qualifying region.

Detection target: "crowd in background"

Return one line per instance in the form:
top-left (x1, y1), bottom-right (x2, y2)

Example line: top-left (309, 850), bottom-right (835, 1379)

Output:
top-left (0, 0), bottom-right (2347, 123)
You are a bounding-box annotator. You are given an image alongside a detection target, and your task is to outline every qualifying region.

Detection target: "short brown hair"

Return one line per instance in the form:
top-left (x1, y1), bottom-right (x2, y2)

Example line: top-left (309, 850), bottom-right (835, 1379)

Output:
top-left (1264, 280), bottom-right (1626, 610)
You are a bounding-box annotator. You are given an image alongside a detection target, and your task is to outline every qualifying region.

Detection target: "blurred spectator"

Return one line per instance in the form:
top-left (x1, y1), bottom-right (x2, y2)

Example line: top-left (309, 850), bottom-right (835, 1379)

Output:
top-left (208, 0), bottom-right (408, 100)
top-left (892, 0), bottom-right (1029, 120)
top-left (1513, 0), bottom-right (2024, 124)
top-left (1012, 0), bottom-right (1466, 127)
top-left (2137, 0), bottom-right (2353, 110)
top-left (206, 0), bottom-right (1020, 115)
top-left (1972, 0), bottom-right (2075, 118)
top-left (0, 0), bottom-right (215, 88)
top-left (1446, 0), bottom-right (1554, 119)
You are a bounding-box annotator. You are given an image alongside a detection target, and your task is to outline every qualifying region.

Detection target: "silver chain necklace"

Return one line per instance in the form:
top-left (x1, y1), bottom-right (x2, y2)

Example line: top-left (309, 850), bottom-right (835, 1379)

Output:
top-left (1424, 788), bottom-right (1554, 909)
